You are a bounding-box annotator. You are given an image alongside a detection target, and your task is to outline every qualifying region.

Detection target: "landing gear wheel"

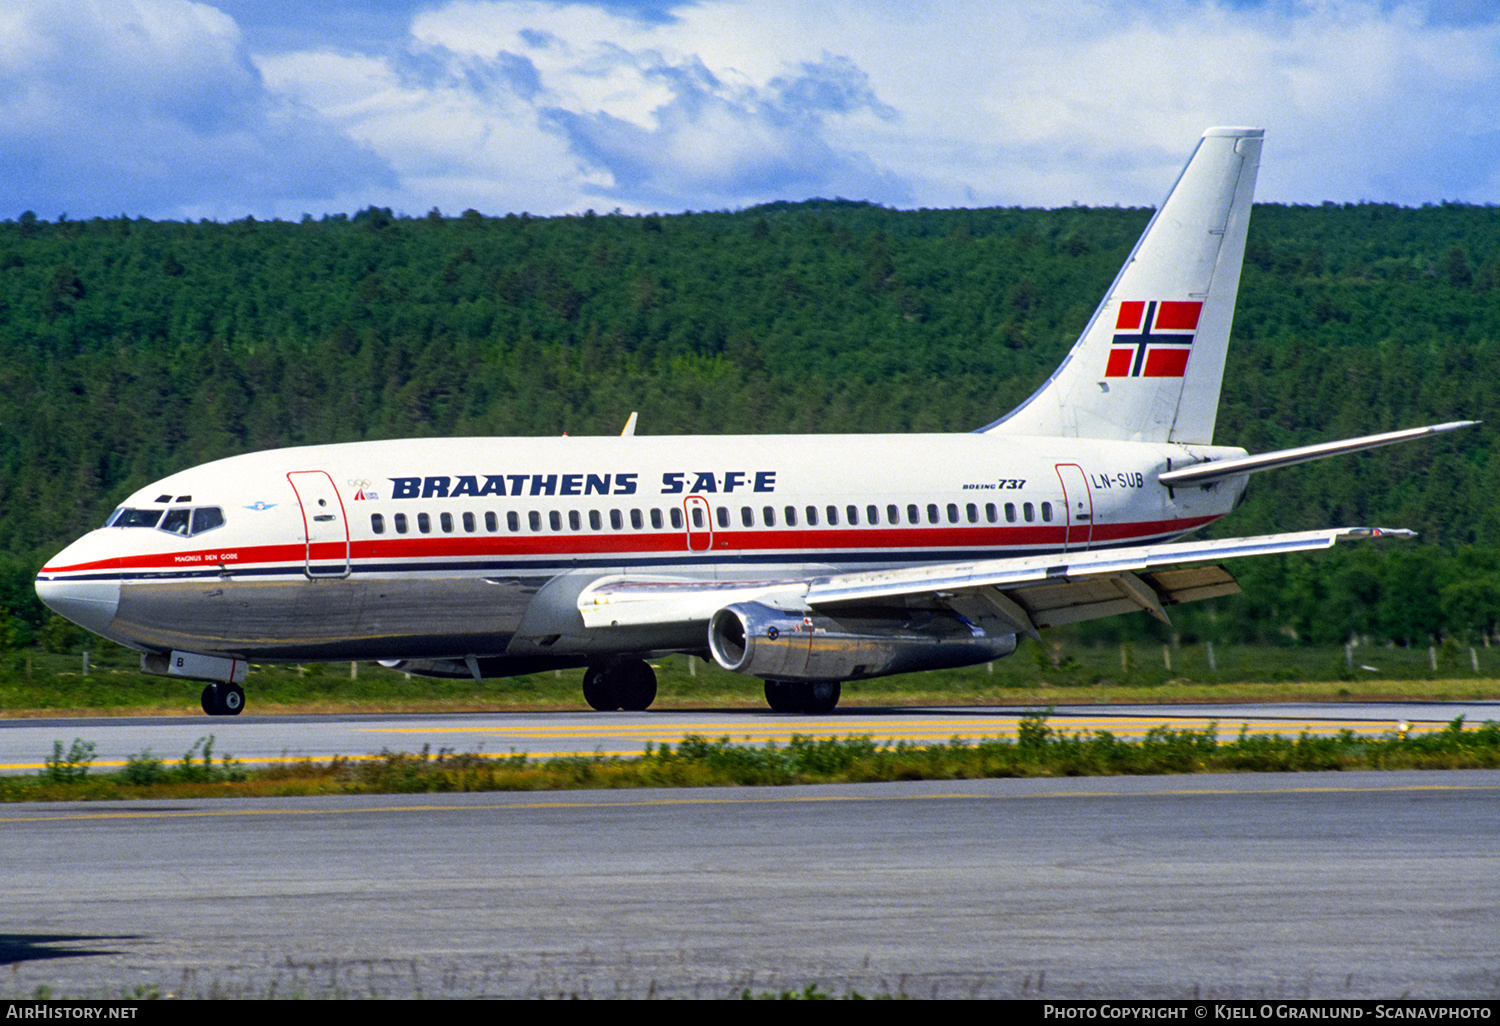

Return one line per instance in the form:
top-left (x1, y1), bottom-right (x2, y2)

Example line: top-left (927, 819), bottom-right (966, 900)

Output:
top-left (614, 660), bottom-right (657, 711)
top-left (200, 682), bottom-right (246, 716)
top-left (220, 683), bottom-right (245, 716)
top-left (583, 659), bottom-right (658, 711)
top-left (764, 680), bottom-right (802, 713)
top-left (581, 666), bottom-right (619, 711)
top-left (802, 681), bottom-right (841, 715)
top-left (764, 680), bottom-right (841, 714)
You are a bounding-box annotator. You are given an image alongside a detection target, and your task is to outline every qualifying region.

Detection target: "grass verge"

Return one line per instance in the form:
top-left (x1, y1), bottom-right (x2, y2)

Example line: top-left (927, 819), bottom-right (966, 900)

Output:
top-left (6, 712), bottom-right (1498, 803)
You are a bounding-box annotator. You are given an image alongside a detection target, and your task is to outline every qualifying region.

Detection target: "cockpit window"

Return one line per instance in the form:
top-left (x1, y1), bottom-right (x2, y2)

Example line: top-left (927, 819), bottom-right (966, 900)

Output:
top-left (112, 508), bottom-right (164, 528)
top-left (160, 509), bottom-right (191, 535)
top-left (191, 507), bottom-right (225, 535)
top-left (106, 505), bottom-right (225, 536)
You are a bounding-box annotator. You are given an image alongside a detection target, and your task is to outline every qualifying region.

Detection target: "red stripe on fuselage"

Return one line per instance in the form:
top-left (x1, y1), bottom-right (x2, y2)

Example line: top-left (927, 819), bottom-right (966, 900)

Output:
top-left (38, 515), bottom-right (1221, 576)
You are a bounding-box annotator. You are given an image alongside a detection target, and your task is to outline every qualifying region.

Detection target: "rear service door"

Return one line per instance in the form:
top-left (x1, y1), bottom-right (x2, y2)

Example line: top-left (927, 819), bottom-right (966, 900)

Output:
top-left (288, 471), bottom-right (351, 578)
top-left (1054, 463), bottom-right (1094, 552)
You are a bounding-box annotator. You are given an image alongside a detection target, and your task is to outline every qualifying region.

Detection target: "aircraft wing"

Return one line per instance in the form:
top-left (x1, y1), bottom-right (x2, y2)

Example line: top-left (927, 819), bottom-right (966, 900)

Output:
top-left (578, 526), bottom-right (1412, 637)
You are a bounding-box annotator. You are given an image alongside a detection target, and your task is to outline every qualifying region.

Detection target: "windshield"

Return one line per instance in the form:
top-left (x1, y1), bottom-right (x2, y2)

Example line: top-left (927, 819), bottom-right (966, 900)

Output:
top-left (106, 506), bottom-right (225, 536)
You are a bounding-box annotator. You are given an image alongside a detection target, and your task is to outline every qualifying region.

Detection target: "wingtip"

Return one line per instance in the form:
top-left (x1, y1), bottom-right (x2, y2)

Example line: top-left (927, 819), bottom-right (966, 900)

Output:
top-left (1342, 527), bottom-right (1418, 541)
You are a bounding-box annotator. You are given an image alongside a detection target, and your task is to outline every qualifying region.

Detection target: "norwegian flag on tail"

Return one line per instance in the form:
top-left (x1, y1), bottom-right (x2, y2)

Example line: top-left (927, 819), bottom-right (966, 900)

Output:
top-left (1104, 300), bottom-right (1202, 378)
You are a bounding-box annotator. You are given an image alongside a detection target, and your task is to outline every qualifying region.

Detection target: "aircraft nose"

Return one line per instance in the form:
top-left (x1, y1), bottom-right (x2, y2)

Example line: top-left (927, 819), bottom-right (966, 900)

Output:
top-left (35, 574), bottom-right (121, 637)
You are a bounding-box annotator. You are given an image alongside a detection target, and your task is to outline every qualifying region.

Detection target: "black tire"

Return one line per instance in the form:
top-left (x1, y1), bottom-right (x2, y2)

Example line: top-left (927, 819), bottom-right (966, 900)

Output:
top-left (764, 680), bottom-right (803, 713)
top-left (581, 665), bottom-right (619, 711)
top-left (220, 683), bottom-right (245, 716)
top-left (615, 660), bottom-right (657, 711)
top-left (803, 681), bottom-right (841, 715)
top-left (200, 684), bottom-right (220, 716)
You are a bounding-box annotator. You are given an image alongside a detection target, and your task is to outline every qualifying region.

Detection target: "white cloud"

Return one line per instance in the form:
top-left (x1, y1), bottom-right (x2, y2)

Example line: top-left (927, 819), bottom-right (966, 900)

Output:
top-left (0, 0), bottom-right (394, 220)
top-left (5, 0), bottom-right (1500, 219)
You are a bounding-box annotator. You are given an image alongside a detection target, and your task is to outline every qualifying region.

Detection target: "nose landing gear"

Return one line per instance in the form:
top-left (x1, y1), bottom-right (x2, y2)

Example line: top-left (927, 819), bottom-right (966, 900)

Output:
top-left (200, 682), bottom-right (245, 716)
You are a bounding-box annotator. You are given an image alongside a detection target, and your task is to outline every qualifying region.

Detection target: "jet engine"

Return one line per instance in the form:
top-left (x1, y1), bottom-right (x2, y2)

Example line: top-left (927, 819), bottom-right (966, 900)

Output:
top-left (706, 601), bottom-right (1017, 682)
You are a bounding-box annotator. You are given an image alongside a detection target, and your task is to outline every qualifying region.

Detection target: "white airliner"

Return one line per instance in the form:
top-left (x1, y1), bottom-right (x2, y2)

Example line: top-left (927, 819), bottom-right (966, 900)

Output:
top-left (35, 128), bottom-right (1472, 716)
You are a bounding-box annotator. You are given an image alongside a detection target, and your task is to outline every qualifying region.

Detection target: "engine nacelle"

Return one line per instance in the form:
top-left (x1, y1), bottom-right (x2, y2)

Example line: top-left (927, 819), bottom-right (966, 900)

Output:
top-left (707, 601), bottom-right (1017, 682)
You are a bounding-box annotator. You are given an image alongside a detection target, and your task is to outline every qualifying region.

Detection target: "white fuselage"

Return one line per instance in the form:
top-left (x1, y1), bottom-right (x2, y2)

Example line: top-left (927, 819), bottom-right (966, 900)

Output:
top-left (36, 432), bottom-right (1246, 663)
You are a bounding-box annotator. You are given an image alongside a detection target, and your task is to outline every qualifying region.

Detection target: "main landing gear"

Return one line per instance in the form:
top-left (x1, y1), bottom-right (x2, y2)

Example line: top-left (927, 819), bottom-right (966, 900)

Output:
top-left (200, 682), bottom-right (245, 717)
top-left (764, 680), bottom-right (841, 714)
top-left (582, 659), bottom-right (658, 711)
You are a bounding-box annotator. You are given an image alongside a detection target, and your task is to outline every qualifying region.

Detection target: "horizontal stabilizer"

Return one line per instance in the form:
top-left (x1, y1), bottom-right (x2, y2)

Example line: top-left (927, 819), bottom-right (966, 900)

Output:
top-left (1158, 421), bottom-right (1478, 487)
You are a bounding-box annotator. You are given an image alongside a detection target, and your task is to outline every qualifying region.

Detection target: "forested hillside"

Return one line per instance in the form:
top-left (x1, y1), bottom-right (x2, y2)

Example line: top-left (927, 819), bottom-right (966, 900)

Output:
top-left (2, 199), bottom-right (1498, 650)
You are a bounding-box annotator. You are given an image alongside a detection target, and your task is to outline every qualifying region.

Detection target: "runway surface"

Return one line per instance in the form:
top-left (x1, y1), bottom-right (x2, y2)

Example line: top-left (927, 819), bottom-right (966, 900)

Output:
top-left (3, 770), bottom-right (1498, 999)
top-left (3, 700), bottom-right (1497, 774)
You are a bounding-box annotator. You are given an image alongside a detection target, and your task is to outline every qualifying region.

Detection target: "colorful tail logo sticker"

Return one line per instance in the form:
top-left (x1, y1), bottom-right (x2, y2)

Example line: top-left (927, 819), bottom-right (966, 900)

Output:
top-left (1104, 300), bottom-right (1202, 378)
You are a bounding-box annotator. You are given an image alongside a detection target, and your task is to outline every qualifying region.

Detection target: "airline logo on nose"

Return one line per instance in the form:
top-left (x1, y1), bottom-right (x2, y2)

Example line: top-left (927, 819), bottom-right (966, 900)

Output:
top-left (1104, 300), bottom-right (1202, 378)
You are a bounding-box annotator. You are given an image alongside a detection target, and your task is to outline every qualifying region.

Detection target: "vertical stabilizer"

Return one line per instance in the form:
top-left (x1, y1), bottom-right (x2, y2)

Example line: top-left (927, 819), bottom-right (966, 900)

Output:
top-left (983, 127), bottom-right (1262, 444)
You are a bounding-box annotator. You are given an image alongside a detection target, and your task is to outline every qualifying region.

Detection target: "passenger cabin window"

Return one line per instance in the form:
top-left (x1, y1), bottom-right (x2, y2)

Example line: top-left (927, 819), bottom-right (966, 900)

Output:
top-left (763, 506), bottom-right (776, 527)
top-left (529, 511), bottom-right (542, 532)
top-left (589, 510), bottom-right (602, 531)
top-left (846, 505), bottom-right (859, 526)
top-left (1005, 503), bottom-right (1017, 523)
top-left (1023, 502), bottom-right (1035, 523)
top-left (652, 509), bottom-right (665, 529)
top-left (549, 511), bottom-right (562, 531)
top-left (741, 507), bottom-right (754, 528)
top-left (1041, 502), bottom-right (1054, 522)
top-left (440, 512), bottom-right (454, 533)
top-left (395, 513), bottom-right (409, 534)
top-left (887, 504), bottom-right (899, 524)
top-left (716, 507), bottom-right (729, 529)
top-left (927, 504), bottom-right (939, 525)
top-left (806, 506), bottom-right (818, 527)
top-left (669, 508), bottom-right (683, 529)
top-left (485, 512), bottom-right (497, 532)
top-left (631, 509), bottom-right (644, 530)
top-left (568, 511), bottom-right (580, 531)
top-left (611, 510), bottom-right (624, 530)
top-left (418, 513), bottom-right (431, 534)
top-left (507, 512), bottom-right (519, 532)
top-left (463, 512), bottom-right (476, 533)
top-left (371, 514), bottom-right (385, 534)
top-left (868, 505), bottom-right (880, 525)
top-left (826, 506), bottom-right (838, 526)
top-left (985, 503), bottom-right (997, 524)
top-left (784, 506), bottom-right (797, 527)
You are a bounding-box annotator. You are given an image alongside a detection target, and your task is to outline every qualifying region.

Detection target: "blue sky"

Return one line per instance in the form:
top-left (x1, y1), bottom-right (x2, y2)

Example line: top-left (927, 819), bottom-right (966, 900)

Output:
top-left (3, 0), bottom-right (1498, 221)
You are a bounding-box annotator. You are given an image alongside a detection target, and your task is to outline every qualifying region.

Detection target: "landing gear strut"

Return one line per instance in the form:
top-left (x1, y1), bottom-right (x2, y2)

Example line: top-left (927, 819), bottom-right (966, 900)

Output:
top-left (764, 680), bottom-right (841, 714)
top-left (200, 682), bottom-right (245, 716)
top-left (581, 659), bottom-right (658, 711)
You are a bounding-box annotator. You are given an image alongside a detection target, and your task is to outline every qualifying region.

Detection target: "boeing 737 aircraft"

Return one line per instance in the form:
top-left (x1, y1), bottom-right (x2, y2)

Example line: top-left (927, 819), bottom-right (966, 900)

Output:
top-left (35, 128), bottom-right (1473, 715)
